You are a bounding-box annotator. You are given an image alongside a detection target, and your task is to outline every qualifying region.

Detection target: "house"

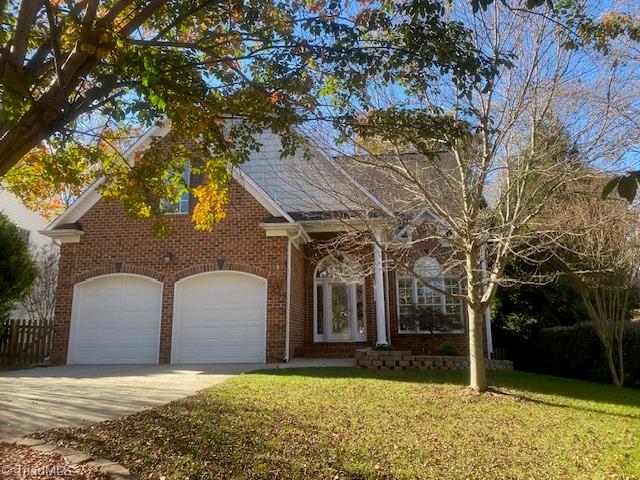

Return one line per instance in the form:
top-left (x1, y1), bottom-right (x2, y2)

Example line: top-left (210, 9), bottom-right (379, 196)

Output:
top-left (0, 188), bottom-right (55, 320)
top-left (42, 126), bottom-right (493, 364)
top-left (0, 189), bottom-right (52, 250)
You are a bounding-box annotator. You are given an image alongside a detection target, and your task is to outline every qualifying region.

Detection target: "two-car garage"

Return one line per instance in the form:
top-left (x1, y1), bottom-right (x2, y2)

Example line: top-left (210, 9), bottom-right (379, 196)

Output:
top-left (67, 272), bottom-right (267, 364)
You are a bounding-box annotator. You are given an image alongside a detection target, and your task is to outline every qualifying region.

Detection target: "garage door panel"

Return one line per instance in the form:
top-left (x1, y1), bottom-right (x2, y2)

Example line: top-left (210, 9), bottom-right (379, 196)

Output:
top-left (173, 272), bottom-right (267, 364)
top-left (69, 275), bottom-right (161, 364)
top-left (182, 291), bottom-right (260, 305)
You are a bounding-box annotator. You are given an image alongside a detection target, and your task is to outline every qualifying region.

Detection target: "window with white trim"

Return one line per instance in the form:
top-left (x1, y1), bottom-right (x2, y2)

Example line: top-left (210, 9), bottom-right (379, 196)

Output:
top-left (161, 162), bottom-right (190, 214)
top-left (397, 256), bottom-right (464, 333)
top-left (314, 255), bottom-right (366, 342)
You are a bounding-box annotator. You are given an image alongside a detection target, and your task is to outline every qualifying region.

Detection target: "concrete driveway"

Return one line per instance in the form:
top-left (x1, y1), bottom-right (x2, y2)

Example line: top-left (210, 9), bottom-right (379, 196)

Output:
top-left (0, 363), bottom-right (263, 437)
top-left (0, 359), bottom-right (351, 437)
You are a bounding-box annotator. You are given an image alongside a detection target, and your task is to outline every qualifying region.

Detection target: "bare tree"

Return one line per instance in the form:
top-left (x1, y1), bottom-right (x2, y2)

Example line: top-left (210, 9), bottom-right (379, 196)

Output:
top-left (23, 247), bottom-right (58, 324)
top-left (542, 190), bottom-right (640, 387)
top-left (288, 2), bottom-right (640, 392)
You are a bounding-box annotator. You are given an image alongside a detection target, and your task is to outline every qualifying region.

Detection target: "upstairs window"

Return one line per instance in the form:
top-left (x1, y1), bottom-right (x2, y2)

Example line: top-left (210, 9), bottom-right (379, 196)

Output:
top-left (161, 162), bottom-right (190, 214)
top-left (314, 255), bottom-right (366, 343)
top-left (397, 256), bottom-right (464, 333)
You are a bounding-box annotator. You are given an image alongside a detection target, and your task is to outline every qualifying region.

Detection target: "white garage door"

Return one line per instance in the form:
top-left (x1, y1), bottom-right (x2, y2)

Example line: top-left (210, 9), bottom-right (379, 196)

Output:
top-left (68, 275), bottom-right (162, 364)
top-left (172, 272), bottom-right (267, 364)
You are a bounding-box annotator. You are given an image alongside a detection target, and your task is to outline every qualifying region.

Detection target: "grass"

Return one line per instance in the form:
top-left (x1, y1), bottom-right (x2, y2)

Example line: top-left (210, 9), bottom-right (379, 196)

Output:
top-left (35, 368), bottom-right (640, 479)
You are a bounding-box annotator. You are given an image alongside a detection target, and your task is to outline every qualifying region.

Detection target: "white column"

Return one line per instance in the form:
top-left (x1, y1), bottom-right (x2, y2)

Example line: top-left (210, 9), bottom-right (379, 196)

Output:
top-left (484, 307), bottom-right (494, 356)
top-left (480, 245), bottom-right (494, 357)
top-left (373, 239), bottom-right (388, 346)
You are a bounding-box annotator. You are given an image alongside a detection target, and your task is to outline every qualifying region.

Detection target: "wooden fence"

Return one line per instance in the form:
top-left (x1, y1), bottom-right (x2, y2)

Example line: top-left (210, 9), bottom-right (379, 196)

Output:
top-left (0, 319), bottom-right (53, 365)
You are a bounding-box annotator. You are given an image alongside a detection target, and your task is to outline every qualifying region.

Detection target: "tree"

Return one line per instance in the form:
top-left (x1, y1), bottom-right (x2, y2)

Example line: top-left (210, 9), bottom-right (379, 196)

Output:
top-left (403, 305), bottom-right (458, 336)
top-left (299, 1), bottom-right (638, 392)
top-left (3, 138), bottom-right (101, 220)
top-left (0, 0), bottom-right (357, 231)
top-left (0, 0), bottom-right (607, 232)
top-left (492, 115), bottom-right (587, 335)
top-left (542, 189), bottom-right (640, 386)
top-left (0, 213), bottom-right (38, 320)
top-left (567, 4), bottom-right (640, 203)
top-left (22, 247), bottom-right (58, 323)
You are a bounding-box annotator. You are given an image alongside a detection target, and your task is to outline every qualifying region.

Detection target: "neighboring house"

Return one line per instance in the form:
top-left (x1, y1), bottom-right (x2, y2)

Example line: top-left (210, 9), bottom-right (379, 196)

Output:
top-left (0, 189), bottom-right (54, 320)
top-left (0, 189), bottom-right (52, 250)
top-left (42, 126), bottom-right (493, 365)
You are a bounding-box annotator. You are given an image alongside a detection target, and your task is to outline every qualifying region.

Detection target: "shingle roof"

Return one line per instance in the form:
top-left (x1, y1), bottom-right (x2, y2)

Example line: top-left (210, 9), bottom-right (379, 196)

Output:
top-left (238, 131), bottom-right (381, 215)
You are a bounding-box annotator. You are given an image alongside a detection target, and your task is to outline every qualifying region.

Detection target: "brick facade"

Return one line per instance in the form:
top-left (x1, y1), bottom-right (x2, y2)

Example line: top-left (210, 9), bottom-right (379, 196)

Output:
top-left (387, 270), bottom-right (473, 356)
top-left (291, 239), bottom-right (476, 358)
top-left (288, 243), bottom-right (306, 358)
top-left (292, 242), bottom-right (376, 358)
top-left (51, 179), bottom-right (290, 364)
top-left (52, 172), bottom-right (485, 364)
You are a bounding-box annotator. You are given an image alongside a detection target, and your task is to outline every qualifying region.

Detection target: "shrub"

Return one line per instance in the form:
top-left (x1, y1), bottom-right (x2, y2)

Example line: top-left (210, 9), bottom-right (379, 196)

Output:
top-left (373, 344), bottom-right (393, 351)
top-left (402, 305), bottom-right (458, 334)
top-left (531, 322), bottom-right (640, 387)
top-left (436, 343), bottom-right (460, 356)
top-left (0, 213), bottom-right (38, 320)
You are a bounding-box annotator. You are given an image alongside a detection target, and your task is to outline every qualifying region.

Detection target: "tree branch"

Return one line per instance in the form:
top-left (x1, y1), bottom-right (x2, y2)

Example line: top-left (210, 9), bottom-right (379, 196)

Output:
top-left (10, 0), bottom-right (44, 69)
top-left (119, 0), bottom-right (167, 36)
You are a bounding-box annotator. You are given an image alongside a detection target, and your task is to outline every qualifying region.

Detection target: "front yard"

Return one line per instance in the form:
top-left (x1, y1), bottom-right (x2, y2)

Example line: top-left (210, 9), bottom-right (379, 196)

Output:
top-left (34, 368), bottom-right (640, 479)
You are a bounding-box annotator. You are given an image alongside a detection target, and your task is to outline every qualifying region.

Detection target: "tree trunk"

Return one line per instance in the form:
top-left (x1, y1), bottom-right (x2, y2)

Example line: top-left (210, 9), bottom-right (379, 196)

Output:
top-left (468, 300), bottom-right (488, 392)
top-left (605, 346), bottom-right (622, 387)
top-left (608, 330), bottom-right (624, 388)
top-left (466, 246), bottom-right (487, 392)
top-left (617, 336), bottom-right (624, 387)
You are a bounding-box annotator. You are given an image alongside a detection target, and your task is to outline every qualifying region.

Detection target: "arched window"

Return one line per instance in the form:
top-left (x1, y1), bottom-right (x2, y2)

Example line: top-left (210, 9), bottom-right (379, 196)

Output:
top-left (314, 255), bottom-right (366, 342)
top-left (397, 256), bottom-right (464, 333)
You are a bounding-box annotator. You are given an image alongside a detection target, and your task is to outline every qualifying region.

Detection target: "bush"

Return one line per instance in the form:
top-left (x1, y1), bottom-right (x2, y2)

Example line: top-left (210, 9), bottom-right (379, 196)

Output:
top-left (492, 260), bottom-right (589, 331)
top-left (531, 322), bottom-right (640, 387)
top-left (402, 305), bottom-right (458, 334)
top-left (436, 343), bottom-right (460, 356)
top-left (0, 212), bottom-right (38, 320)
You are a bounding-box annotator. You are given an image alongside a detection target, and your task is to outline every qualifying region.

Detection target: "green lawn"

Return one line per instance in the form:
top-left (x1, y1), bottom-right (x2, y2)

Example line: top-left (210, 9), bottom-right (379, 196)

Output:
top-left (35, 368), bottom-right (640, 479)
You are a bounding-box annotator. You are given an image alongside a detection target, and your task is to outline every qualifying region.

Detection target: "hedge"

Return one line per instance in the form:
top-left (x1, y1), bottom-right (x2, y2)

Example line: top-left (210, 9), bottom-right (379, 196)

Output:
top-left (530, 322), bottom-right (640, 387)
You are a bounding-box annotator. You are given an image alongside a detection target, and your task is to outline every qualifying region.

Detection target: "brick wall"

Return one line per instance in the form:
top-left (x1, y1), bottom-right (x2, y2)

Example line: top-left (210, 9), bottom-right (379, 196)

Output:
top-left (293, 238), bottom-right (378, 358)
top-left (51, 178), bottom-right (290, 364)
top-left (288, 242), bottom-right (306, 358)
top-left (387, 270), bottom-right (473, 356)
top-left (291, 235), bottom-right (483, 358)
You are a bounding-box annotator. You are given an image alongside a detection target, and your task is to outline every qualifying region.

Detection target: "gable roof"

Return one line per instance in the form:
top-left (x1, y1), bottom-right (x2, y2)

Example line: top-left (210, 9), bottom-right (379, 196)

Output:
top-left (46, 124), bottom-right (171, 230)
top-left (44, 125), bottom-right (392, 234)
top-left (239, 131), bottom-right (393, 217)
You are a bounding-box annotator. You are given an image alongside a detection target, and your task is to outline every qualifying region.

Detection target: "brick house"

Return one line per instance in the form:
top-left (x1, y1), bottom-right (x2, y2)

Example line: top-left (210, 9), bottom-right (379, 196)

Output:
top-left (43, 126), bottom-right (493, 364)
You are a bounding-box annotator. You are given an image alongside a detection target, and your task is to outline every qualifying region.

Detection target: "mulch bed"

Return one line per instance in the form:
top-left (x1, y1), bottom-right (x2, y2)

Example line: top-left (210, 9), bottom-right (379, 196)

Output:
top-left (0, 443), bottom-right (107, 480)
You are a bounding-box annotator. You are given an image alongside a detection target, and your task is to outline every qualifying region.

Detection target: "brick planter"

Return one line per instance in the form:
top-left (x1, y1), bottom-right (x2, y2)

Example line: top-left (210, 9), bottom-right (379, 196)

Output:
top-left (355, 348), bottom-right (513, 371)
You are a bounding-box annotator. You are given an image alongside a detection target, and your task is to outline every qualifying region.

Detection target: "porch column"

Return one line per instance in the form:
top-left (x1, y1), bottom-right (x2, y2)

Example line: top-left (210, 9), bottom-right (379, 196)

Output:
top-left (480, 245), bottom-right (494, 357)
top-left (373, 237), bottom-right (388, 346)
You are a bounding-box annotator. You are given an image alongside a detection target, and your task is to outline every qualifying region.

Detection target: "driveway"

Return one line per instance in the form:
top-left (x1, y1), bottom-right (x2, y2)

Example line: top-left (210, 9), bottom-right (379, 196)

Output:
top-left (0, 363), bottom-right (263, 437)
top-left (0, 359), bottom-right (351, 437)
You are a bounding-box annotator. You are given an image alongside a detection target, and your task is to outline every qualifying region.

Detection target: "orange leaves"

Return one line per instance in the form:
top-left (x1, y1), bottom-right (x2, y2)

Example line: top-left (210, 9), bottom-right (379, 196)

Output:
top-left (305, 0), bottom-right (326, 13)
top-left (268, 90), bottom-right (287, 105)
top-left (191, 182), bottom-right (229, 231)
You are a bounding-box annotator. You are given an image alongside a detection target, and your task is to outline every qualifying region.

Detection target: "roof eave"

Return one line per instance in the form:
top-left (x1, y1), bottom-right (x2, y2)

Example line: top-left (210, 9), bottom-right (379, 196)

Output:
top-left (39, 228), bottom-right (84, 244)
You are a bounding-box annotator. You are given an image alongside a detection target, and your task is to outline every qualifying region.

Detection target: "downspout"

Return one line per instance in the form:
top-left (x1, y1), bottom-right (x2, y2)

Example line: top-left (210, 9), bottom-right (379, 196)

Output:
top-left (480, 245), bottom-right (494, 357)
top-left (284, 229), bottom-right (303, 362)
